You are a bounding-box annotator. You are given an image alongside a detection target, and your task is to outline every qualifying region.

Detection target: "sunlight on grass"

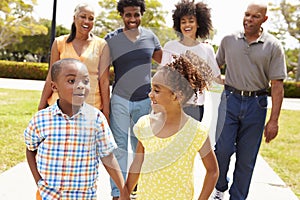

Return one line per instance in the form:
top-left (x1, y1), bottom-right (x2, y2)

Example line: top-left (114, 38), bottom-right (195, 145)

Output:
top-left (0, 89), bottom-right (41, 173)
top-left (260, 109), bottom-right (300, 198)
top-left (0, 88), bottom-right (299, 198)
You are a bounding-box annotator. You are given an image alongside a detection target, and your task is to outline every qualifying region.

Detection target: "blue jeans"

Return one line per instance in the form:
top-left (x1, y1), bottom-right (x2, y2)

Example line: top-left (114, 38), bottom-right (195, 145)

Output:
top-left (109, 94), bottom-right (151, 197)
top-left (214, 90), bottom-right (268, 200)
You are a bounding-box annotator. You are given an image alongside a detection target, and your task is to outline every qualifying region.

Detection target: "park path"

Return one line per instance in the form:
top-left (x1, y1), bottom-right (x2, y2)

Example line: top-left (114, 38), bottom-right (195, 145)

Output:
top-left (0, 78), bottom-right (298, 200)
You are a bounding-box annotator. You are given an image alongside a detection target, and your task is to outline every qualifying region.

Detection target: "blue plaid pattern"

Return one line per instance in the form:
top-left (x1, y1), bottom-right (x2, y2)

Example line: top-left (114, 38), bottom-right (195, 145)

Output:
top-left (25, 102), bottom-right (117, 199)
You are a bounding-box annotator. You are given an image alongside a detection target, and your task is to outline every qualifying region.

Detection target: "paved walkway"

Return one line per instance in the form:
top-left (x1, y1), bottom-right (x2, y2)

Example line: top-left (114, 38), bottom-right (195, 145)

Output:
top-left (0, 78), bottom-right (299, 200)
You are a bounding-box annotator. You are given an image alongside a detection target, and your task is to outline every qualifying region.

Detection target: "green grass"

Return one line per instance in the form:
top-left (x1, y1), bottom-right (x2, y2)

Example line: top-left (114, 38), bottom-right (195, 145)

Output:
top-left (0, 88), bottom-right (299, 198)
top-left (0, 88), bottom-right (41, 172)
top-left (260, 109), bottom-right (300, 198)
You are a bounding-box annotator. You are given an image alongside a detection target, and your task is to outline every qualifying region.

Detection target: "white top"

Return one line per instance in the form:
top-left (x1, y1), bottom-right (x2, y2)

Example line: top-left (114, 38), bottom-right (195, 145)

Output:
top-left (161, 40), bottom-right (220, 105)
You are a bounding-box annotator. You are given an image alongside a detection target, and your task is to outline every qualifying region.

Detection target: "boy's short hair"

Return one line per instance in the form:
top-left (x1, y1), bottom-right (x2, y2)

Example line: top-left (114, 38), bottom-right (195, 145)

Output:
top-left (51, 58), bottom-right (84, 82)
top-left (117, 0), bottom-right (146, 15)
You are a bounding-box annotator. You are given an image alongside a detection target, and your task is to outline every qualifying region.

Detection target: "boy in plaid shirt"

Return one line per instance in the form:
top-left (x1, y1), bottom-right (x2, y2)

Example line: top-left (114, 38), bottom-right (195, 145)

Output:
top-left (24, 58), bottom-right (128, 199)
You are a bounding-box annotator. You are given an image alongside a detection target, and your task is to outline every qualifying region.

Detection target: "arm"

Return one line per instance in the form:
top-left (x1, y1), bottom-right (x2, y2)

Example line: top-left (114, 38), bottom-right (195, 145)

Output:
top-left (152, 49), bottom-right (162, 64)
top-left (206, 44), bottom-right (224, 85)
top-left (264, 79), bottom-right (284, 143)
top-left (26, 148), bottom-right (42, 185)
top-left (125, 141), bottom-right (144, 193)
top-left (38, 40), bottom-right (60, 110)
top-left (101, 153), bottom-right (129, 199)
top-left (198, 150), bottom-right (219, 200)
top-left (214, 74), bottom-right (224, 85)
top-left (99, 43), bottom-right (111, 122)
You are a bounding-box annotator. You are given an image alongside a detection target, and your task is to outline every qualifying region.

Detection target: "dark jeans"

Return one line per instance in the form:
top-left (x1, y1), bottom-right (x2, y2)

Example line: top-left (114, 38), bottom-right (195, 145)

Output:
top-left (214, 90), bottom-right (268, 200)
top-left (183, 104), bottom-right (204, 122)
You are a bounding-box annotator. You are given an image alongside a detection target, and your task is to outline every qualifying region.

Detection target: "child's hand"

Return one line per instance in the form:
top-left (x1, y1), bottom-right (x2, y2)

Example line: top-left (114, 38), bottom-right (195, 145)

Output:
top-left (119, 187), bottom-right (130, 200)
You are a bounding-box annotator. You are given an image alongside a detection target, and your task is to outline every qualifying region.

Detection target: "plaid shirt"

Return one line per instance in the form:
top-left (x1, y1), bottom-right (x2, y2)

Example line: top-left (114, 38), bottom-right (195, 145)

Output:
top-left (24, 102), bottom-right (117, 199)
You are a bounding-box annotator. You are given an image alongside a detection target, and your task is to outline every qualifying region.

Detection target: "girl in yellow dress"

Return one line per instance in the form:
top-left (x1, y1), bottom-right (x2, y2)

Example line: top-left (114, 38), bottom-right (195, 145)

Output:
top-left (124, 54), bottom-right (219, 200)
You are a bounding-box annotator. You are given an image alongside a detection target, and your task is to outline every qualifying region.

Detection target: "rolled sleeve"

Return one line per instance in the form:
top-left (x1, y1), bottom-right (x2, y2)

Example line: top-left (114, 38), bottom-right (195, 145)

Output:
top-left (96, 115), bottom-right (117, 158)
top-left (24, 116), bottom-right (44, 151)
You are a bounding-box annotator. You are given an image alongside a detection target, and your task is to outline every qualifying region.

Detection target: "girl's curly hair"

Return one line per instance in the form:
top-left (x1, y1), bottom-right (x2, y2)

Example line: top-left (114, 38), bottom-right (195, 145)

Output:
top-left (158, 52), bottom-right (213, 104)
top-left (172, 0), bottom-right (213, 39)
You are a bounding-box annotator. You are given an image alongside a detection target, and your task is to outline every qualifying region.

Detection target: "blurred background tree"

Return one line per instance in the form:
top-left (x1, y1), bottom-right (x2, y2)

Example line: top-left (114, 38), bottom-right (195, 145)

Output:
top-left (0, 0), bottom-right (299, 83)
top-left (2, 19), bottom-right (69, 62)
top-left (268, 0), bottom-right (300, 81)
top-left (0, 0), bottom-right (47, 50)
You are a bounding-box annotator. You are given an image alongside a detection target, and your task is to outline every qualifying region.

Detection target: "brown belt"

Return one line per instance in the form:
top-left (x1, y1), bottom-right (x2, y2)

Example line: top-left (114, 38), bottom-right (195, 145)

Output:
top-left (225, 85), bottom-right (268, 97)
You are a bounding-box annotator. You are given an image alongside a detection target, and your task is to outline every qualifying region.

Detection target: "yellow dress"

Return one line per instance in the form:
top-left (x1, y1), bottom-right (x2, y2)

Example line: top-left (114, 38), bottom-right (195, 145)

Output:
top-left (47, 35), bottom-right (107, 110)
top-left (133, 115), bottom-right (208, 200)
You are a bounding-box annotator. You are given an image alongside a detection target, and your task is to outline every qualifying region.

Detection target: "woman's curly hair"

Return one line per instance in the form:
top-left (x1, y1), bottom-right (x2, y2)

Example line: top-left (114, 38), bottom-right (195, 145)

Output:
top-left (158, 52), bottom-right (213, 105)
top-left (172, 0), bottom-right (213, 39)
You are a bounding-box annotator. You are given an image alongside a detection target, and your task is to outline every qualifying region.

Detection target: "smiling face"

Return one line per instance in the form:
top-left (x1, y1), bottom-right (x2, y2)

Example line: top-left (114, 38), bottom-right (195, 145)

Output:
top-left (149, 71), bottom-right (178, 114)
top-left (180, 15), bottom-right (198, 40)
top-left (243, 4), bottom-right (267, 37)
top-left (51, 61), bottom-right (90, 111)
top-left (121, 6), bottom-right (142, 31)
top-left (73, 5), bottom-right (95, 35)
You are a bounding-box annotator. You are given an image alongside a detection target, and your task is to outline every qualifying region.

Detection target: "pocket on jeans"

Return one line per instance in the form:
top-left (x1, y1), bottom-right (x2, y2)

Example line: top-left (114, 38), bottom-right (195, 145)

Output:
top-left (224, 90), bottom-right (232, 100)
top-left (256, 96), bottom-right (268, 109)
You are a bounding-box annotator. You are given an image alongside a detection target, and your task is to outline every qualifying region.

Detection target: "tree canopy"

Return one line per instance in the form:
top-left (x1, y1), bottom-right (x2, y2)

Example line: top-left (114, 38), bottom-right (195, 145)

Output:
top-left (0, 0), bottom-right (48, 50)
top-left (269, 0), bottom-right (300, 81)
top-left (2, 19), bottom-right (69, 62)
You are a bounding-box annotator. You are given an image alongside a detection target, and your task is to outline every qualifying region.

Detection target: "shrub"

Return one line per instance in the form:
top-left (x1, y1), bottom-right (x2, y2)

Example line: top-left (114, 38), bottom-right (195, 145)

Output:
top-left (283, 81), bottom-right (300, 98)
top-left (1, 60), bottom-right (300, 98)
top-left (0, 60), bottom-right (48, 80)
top-left (0, 60), bottom-right (116, 83)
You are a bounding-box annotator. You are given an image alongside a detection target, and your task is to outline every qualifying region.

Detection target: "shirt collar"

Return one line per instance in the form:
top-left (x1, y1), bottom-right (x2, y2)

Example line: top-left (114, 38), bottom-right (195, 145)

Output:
top-left (50, 101), bottom-right (88, 119)
top-left (238, 28), bottom-right (266, 43)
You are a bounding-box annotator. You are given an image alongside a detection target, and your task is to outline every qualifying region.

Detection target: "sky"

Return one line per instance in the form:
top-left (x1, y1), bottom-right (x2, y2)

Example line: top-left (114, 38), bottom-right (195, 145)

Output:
top-left (33, 0), bottom-right (297, 48)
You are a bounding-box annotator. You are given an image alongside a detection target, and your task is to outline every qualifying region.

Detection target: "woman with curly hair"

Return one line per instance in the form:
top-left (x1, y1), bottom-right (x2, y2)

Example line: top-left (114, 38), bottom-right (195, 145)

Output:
top-left (162, 0), bottom-right (223, 122)
top-left (124, 55), bottom-right (219, 200)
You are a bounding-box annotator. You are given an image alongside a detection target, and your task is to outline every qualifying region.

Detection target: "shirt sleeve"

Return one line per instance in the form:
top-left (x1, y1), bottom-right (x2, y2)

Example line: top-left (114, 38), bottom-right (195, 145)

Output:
top-left (216, 37), bottom-right (227, 67)
top-left (153, 32), bottom-right (162, 51)
top-left (161, 41), bottom-right (181, 66)
top-left (24, 114), bottom-right (45, 151)
top-left (133, 115), bottom-right (151, 142)
top-left (199, 136), bottom-right (213, 158)
top-left (206, 44), bottom-right (221, 77)
top-left (161, 48), bottom-right (173, 66)
top-left (96, 112), bottom-right (117, 158)
top-left (268, 41), bottom-right (287, 80)
top-left (192, 123), bottom-right (209, 155)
